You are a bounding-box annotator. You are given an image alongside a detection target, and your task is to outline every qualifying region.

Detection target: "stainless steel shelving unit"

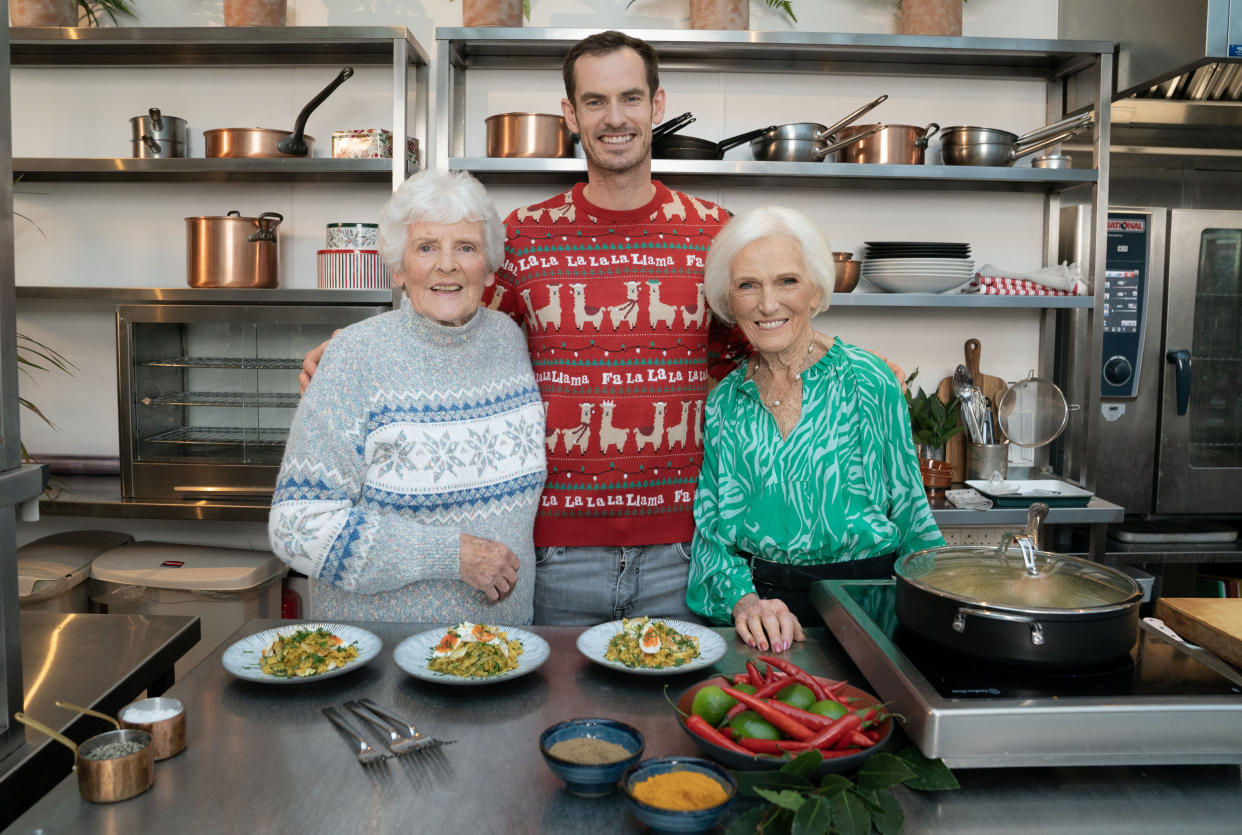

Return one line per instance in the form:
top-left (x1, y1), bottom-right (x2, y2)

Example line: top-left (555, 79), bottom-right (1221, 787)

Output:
top-left (15, 286), bottom-right (394, 305)
top-left (9, 26), bottom-right (430, 191)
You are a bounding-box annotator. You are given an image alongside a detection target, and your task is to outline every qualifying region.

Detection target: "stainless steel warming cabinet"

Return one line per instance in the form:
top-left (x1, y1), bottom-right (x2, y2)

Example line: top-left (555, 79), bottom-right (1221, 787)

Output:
top-left (117, 304), bottom-right (385, 502)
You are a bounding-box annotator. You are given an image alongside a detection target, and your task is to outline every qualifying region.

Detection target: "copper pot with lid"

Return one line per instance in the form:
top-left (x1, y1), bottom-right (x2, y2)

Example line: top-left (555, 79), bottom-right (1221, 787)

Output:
top-left (185, 210), bottom-right (284, 289)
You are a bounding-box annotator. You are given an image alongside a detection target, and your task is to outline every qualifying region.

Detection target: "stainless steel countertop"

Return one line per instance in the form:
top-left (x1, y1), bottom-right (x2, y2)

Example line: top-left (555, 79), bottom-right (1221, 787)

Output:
top-left (7, 619), bottom-right (1242, 834)
top-left (1, 613), bottom-right (200, 829)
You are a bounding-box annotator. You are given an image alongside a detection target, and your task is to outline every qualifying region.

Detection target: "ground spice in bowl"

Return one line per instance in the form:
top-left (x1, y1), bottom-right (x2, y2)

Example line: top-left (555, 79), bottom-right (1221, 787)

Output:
top-left (631, 770), bottom-right (729, 811)
top-left (81, 740), bottom-right (147, 761)
top-left (546, 736), bottom-right (632, 764)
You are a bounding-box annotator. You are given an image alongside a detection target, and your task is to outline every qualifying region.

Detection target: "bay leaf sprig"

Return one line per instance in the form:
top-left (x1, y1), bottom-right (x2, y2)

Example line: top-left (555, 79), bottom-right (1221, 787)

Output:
top-left (725, 745), bottom-right (959, 835)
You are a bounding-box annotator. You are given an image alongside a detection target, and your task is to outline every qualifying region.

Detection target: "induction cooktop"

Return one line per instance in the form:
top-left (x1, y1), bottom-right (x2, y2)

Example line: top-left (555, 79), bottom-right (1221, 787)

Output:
top-left (814, 580), bottom-right (1242, 768)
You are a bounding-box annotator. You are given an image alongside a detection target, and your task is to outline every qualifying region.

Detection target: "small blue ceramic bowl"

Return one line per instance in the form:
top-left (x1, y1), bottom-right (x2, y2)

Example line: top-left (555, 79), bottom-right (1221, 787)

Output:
top-left (539, 718), bottom-right (645, 797)
top-left (621, 756), bottom-right (737, 834)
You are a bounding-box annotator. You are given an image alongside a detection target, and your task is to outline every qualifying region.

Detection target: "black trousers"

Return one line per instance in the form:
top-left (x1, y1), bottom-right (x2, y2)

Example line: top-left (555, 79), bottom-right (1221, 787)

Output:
top-left (748, 553), bottom-right (897, 626)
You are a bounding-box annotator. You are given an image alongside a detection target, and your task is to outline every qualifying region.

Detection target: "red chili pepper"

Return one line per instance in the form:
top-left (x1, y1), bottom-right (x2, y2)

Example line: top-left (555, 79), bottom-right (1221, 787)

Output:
top-left (746, 661), bottom-right (764, 688)
top-left (720, 686), bottom-right (814, 741)
top-left (720, 701), bottom-right (748, 726)
top-left (764, 663), bottom-right (774, 682)
top-left (731, 673), bottom-right (750, 685)
top-left (752, 676), bottom-right (790, 700)
top-left (843, 730), bottom-right (875, 749)
top-left (757, 655), bottom-right (830, 701)
top-left (736, 737), bottom-right (814, 755)
top-left (805, 711), bottom-right (863, 750)
top-left (686, 713), bottom-right (752, 755)
top-left (762, 698), bottom-right (835, 730)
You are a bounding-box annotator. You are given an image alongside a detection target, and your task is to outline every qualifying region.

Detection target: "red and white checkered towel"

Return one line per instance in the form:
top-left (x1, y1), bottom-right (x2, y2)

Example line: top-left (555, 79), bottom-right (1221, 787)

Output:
top-left (966, 274), bottom-right (1087, 296)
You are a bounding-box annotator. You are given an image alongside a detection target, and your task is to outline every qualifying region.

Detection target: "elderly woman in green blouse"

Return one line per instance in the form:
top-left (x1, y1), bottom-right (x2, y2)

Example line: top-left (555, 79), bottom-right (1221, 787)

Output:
top-left (686, 206), bottom-right (944, 653)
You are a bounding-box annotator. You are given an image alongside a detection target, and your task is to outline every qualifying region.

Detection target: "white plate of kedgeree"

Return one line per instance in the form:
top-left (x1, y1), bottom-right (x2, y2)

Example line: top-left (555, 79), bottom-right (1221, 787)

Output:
top-left (576, 617), bottom-right (727, 676)
top-left (221, 623), bottom-right (382, 684)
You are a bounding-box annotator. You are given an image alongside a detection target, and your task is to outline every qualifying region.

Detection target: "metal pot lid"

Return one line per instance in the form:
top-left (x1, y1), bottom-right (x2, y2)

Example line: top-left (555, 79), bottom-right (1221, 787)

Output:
top-left (896, 544), bottom-right (1141, 613)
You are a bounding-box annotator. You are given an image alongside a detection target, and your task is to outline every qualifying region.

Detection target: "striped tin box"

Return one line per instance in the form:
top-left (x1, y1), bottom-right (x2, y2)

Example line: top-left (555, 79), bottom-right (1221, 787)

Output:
top-left (317, 249), bottom-right (391, 289)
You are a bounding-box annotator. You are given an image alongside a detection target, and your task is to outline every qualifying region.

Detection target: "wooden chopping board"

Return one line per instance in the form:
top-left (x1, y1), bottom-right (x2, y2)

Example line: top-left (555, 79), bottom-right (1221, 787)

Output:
top-left (936, 339), bottom-right (1009, 482)
top-left (1155, 598), bottom-right (1242, 671)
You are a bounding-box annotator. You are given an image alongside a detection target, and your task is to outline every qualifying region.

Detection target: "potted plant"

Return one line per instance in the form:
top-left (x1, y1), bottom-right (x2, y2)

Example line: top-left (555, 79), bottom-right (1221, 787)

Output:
top-left (904, 369), bottom-right (964, 461)
top-left (224, 0), bottom-right (285, 27)
top-left (80, 0), bottom-right (137, 25)
top-left (898, 0), bottom-right (965, 37)
top-left (453, 0), bottom-right (530, 28)
top-left (10, 0), bottom-right (138, 27)
top-left (627, 0), bottom-right (796, 30)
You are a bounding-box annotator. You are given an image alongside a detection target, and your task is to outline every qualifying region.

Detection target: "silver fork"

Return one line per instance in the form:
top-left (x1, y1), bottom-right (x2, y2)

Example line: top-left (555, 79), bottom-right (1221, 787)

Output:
top-left (322, 706), bottom-right (388, 766)
top-left (357, 698), bottom-right (454, 752)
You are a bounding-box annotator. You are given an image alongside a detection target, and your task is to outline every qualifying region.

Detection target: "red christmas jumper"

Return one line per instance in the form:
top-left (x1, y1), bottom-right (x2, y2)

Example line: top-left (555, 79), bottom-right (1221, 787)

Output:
top-left (489, 181), bottom-right (733, 548)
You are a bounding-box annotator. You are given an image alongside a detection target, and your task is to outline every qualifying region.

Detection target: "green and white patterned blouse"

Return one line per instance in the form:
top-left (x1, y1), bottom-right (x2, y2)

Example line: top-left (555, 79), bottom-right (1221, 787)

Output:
top-left (687, 336), bottom-right (945, 624)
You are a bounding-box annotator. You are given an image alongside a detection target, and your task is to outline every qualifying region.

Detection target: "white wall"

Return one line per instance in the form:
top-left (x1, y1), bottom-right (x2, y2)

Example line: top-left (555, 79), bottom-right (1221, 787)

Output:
top-left (15, 0), bottom-right (1062, 547)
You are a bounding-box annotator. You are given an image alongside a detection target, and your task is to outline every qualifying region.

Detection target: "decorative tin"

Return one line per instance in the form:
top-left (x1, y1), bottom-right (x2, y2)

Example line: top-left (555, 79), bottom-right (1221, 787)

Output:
top-left (331, 129), bottom-right (419, 166)
top-left (326, 223), bottom-right (378, 249)
top-left (317, 249), bottom-right (392, 290)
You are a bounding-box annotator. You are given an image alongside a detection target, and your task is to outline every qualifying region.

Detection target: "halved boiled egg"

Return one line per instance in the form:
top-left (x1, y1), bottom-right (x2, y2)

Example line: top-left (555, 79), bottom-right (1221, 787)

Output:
top-left (639, 622), bottom-right (662, 654)
top-left (432, 631), bottom-right (462, 657)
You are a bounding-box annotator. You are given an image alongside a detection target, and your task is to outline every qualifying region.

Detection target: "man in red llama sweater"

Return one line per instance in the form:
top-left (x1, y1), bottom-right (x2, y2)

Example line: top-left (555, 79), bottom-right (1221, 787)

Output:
top-left (495, 31), bottom-right (733, 624)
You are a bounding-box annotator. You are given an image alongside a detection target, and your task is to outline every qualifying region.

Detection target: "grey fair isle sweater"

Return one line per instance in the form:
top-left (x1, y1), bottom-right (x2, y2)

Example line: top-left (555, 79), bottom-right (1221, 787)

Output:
top-left (268, 304), bottom-right (546, 623)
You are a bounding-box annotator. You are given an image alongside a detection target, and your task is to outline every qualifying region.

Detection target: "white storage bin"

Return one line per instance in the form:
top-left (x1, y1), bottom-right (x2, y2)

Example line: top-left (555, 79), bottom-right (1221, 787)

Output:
top-left (90, 541), bottom-right (286, 679)
top-left (18, 530), bottom-right (134, 613)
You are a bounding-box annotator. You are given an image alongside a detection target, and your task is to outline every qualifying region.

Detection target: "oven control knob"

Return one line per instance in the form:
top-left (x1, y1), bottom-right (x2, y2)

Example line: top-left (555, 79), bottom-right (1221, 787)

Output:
top-left (1104, 355), bottom-right (1133, 386)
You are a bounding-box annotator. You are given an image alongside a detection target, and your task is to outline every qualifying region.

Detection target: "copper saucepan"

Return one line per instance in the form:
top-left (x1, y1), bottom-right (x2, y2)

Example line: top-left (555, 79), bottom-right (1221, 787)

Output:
top-left (485, 113), bottom-right (574, 158)
top-left (14, 711), bottom-right (154, 803)
top-left (205, 67), bottom-right (354, 158)
top-left (834, 122), bottom-right (940, 164)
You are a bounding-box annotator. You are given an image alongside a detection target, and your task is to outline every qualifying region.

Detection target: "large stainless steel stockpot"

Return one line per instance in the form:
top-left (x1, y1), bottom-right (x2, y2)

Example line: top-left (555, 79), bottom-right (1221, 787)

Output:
top-left (185, 211), bottom-right (283, 289)
top-left (893, 503), bottom-right (1142, 667)
top-left (485, 113), bottom-right (573, 158)
top-left (129, 107), bottom-right (187, 159)
top-left (834, 122), bottom-right (939, 165)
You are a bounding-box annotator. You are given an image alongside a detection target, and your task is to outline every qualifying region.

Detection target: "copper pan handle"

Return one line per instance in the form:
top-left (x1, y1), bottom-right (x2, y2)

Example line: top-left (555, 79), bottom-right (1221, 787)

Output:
top-left (818, 94), bottom-right (888, 140)
top-left (56, 700), bottom-right (121, 729)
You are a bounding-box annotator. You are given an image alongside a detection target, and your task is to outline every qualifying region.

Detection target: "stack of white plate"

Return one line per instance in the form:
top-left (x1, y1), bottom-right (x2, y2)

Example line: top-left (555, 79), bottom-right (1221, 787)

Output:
top-left (860, 242), bottom-right (974, 293)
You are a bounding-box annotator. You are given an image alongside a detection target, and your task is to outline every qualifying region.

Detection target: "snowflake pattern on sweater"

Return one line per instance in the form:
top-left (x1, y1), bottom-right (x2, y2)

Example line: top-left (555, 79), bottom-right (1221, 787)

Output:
top-left (269, 305), bottom-right (545, 624)
top-left (487, 181), bottom-right (732, 548)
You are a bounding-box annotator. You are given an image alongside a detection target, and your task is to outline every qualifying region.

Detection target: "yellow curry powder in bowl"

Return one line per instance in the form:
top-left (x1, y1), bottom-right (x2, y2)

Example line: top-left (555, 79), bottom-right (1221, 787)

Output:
top-left (622, 757), bottom-right (737, 832)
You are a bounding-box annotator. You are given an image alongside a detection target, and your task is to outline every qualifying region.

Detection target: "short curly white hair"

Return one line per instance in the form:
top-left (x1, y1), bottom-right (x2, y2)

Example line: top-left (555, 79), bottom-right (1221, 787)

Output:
top-left (703, 206), bottom-right (835, 325)
top-left (377, 170), bottom-right (505, 275)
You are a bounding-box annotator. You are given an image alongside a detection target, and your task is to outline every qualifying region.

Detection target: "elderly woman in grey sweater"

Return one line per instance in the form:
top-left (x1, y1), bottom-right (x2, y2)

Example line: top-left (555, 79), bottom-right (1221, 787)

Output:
top-left (269, 170), bottom-right (546, 623)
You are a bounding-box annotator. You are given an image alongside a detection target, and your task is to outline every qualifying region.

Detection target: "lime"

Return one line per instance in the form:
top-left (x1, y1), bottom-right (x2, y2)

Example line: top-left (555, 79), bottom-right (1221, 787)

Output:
top-left (776, 683), bottom-right (815, 711)
top-left (690, 685), bottom-right (735, 727)
top-left (728, 710), bottom-right (780, 741)
top-left (733, 682), bottom-right (757, 695)
top-left (809, 699), bottom-right (849, 720)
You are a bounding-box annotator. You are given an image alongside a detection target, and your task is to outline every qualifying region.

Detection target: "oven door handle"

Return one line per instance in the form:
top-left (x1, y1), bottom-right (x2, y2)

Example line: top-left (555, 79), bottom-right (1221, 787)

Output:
top-left (1165, 349), bottom-right (1192, 416)
top-left (173, 485), bottom-right (274, 497)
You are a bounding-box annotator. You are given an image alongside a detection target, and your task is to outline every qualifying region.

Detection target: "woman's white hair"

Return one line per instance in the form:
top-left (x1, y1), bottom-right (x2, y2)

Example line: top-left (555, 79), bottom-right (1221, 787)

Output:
top-left (703, 205), bottom-right (835, 325)
top-left (377, 169), bottom-right (506, 274)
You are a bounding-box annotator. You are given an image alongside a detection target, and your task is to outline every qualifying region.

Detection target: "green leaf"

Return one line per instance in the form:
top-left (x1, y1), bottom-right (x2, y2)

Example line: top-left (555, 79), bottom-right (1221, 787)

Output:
top-left (779, 749), bottom-right (823, 779)
top-left (857, 753), bottom-right (917, 793)
top-left (852, 787), bottom-right (886, 814)
top-left (725, 805), bottom-right (769, 835)
top-left (896, 745), bottom-right (961, 791)
top-left (871, 790), bottom-right (906, 835)
top-left (791, 794), bottom-right (831, 835)
top-left (755, 787), bottom-right (807, 812)
top-left (818, 773), bottom-right (852, 798)
top-left (733, 770), bottom-right (814, 798)
top-left (832, 789), bottom-right (871, 835)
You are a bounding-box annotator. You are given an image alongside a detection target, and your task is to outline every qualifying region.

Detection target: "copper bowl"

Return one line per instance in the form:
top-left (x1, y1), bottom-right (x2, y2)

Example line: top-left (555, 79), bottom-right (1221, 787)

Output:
top-left (834, 257), bottom-right (860, 293)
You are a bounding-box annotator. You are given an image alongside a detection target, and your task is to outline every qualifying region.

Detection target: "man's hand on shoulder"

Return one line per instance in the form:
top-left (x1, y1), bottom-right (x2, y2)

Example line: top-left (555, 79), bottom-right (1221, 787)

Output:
top-left (299, 329), bottom-right (341, 394)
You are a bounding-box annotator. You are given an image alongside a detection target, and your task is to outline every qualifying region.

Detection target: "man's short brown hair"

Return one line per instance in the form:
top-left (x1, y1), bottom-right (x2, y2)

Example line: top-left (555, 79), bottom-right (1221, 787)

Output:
top-left (562, 30), bottom-right (660, 103)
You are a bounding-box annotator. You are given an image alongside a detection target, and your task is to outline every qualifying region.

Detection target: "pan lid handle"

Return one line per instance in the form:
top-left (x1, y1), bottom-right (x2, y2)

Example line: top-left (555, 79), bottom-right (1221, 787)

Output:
top-left (277, 67), bottom-right (354, 157)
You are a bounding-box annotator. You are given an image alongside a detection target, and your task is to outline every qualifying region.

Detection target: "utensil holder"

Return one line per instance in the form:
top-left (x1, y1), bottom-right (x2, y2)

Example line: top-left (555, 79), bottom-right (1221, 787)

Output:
top-left (967, 441), bottom-right (1009, 480)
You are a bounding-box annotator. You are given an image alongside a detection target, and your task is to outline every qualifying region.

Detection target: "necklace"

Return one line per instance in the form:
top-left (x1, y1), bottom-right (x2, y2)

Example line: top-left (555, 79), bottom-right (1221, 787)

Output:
top-left (766, 340), bottom-right (816, 408)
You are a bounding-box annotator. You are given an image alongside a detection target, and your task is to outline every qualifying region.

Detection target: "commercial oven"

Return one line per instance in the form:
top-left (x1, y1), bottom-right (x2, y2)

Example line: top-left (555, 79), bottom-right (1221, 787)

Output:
top-left (117, 304), bottom-right (385, 502)
top-left (1062, 207), bottom-right (1242, 514)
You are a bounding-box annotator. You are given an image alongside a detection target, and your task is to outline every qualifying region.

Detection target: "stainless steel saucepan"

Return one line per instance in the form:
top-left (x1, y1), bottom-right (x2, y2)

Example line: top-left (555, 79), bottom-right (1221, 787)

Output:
top-left (750, 124), bottom-right (885, 163)
top-left (750, 94), bottom-right (888, 162)
top-left (940, 111), bottom-right (1093, 167)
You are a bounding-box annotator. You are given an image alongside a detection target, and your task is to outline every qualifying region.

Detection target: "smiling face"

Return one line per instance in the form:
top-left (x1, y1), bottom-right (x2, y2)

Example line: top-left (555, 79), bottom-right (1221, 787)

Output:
top-left (727, 235), bottom-right (823, 361)
top-left (562, 47), bottom-right (665, 176)
top-left (396, 220), bottom-right (494, 327)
